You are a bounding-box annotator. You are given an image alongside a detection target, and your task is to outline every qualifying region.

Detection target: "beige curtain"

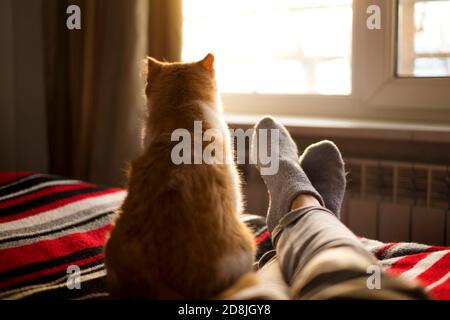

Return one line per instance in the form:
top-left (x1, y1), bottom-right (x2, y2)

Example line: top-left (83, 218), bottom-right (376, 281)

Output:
top-left (45, 0), bottom-right (152, 186)
top-left (1, 0), bottom-right (183, 186)
top-left (66, 0), bottom-right (183, 186)
top-left (148, 0), bottom-right (182, 61)
top-left (76, 0), bottom-right (150, 186)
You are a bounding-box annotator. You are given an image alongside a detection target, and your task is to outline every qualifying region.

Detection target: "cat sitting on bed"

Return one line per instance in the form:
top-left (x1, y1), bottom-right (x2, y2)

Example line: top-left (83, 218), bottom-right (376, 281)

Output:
top-left (105, 54), bottom-right (257, 299)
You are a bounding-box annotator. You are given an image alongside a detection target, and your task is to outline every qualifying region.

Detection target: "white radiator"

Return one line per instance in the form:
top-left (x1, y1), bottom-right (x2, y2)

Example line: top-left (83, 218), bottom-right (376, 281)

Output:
top-left (343, 158), bottom-right (450, 245)
top-left (241, 158), bottom-right (450, 246)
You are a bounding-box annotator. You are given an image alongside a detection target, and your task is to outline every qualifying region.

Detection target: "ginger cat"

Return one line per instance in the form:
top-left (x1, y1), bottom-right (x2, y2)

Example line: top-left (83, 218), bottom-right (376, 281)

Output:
top-left (105, 54), bottom-right (257, 299)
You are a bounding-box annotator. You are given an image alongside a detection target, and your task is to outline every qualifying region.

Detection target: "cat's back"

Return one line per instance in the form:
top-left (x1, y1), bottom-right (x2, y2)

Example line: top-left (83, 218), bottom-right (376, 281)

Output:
top-left (107, 140), bottom-right (251, 298)
top-left (105, 54), bottom-right (256, 299)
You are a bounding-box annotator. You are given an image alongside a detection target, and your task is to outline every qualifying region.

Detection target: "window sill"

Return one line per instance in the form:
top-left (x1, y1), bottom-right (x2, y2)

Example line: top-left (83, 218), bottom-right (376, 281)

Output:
top-left (224, 113), bottom-right (450, 144)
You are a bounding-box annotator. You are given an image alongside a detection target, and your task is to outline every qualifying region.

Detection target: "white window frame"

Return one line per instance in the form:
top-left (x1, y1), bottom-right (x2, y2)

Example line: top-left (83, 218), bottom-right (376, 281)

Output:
top-left (221, 0), bottom-right (450, 121)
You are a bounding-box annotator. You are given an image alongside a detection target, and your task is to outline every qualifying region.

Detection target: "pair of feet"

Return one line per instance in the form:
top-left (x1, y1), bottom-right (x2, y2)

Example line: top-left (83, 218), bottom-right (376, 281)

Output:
top-left (251, 117), bottom-right (346, 234)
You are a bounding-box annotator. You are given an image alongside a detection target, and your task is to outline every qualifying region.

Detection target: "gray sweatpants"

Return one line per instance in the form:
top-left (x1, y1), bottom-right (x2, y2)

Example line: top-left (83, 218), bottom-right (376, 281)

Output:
top-left (232, 206), bottom-right (428, 300)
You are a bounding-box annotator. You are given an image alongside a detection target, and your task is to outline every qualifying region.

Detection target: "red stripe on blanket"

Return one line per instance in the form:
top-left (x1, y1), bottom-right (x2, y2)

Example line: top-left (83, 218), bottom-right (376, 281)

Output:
top-left (0, 188), bottom-right (122, 223)
top-left (426, 246), bottom-right (449, 252)
top-left (416, 251), bottom-right (450, 286)
top-left (429, 276), bottom-right (450, 300)
top-left (385, 251), bottom-right (432, 275)
top-left (0, 253), bottom-right (104, 290)
top-left (255, 231), bottom-right (270, 245)
top-left (0, 172), bottom-right (32, 185)
top-left (0, 225), bottom-right (111, 273)
top-left (0, 183), bottom-right (93, 209)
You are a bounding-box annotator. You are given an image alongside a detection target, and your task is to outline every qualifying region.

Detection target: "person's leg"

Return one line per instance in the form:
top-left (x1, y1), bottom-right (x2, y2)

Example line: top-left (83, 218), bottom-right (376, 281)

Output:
top-left (299, 140), bottom-right (346, 219)
top-left (251, 117), bottom-right (427, 299)
top-left (278, 195), bottom-right (426, 299)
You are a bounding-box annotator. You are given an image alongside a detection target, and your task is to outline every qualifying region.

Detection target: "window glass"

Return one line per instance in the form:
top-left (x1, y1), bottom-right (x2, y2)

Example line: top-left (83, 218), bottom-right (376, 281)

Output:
top-left (398, 0), bottom-right (450, 77)
top-left (182, 0), bottom-right (353, 94)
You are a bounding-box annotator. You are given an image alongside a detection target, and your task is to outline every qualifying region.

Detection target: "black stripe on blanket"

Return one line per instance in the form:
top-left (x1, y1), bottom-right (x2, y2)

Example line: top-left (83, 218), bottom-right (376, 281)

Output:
top-left (0, 175), bottom-right (73, 198)
top-left (0, 186), bottom-right (109, 217)
top-left (0, 211), bottom-right (115, 245)
top-left (1, 260), bottom-right (105, 294)
top-left (22, 274), bottom-right (108, 300)
top-left (0, 174), bottom-right (33, 188)
top-left (0, 247), bottom-right (103, 282)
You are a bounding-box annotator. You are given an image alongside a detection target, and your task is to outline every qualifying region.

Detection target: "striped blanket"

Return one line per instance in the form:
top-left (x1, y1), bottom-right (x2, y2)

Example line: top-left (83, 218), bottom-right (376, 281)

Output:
top-left (0, 172), bottom-right (449, 300)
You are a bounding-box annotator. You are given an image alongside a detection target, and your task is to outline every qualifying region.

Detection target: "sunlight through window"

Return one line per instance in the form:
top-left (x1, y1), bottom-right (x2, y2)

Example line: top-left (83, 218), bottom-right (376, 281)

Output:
top-left (182, 0), bottom-right (353, 95)
top-left (398, 0), bottom-right (450, 77)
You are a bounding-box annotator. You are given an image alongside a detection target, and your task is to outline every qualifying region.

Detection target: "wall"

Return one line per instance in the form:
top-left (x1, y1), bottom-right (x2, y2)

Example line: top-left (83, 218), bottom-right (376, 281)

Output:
top-left (0, 0), bottom-right (49, 173)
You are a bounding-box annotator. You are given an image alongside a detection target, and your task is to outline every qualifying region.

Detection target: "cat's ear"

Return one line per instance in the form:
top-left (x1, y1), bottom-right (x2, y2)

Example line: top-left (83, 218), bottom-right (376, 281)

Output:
top-left (147, 56), bottom-right (161, 78)
top-left (199, 53), bottom-right (215, 76)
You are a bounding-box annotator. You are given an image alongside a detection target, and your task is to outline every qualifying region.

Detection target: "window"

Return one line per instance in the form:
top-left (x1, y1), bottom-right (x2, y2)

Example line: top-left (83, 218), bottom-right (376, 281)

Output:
top-left (181, 0), bottom-right (450, 121)
top-left (398, 0), bottom-right (450, 77)
top-left (182, 0), bottom-right (353, 95)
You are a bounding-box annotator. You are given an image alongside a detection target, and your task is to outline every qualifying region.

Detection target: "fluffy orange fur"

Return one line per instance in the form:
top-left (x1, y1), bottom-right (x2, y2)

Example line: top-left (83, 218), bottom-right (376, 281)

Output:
top-left (105, 54), bottom-right (257, 299)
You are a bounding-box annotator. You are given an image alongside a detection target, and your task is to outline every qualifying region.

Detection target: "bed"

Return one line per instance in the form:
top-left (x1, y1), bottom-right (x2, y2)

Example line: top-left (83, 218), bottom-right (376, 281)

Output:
top-left (0, 172), bottom-right (449, 299)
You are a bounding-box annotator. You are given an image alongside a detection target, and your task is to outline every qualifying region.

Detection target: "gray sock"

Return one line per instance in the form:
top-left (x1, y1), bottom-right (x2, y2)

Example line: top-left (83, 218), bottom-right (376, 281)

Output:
top-left (251, 117), bottom-right (324, 233)
top-left (299, 140), bottom-right (346, 219)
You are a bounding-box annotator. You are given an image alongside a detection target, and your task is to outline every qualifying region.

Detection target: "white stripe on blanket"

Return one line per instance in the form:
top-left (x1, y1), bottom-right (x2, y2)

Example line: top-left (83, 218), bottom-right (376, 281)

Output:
top-left (401, 250), bottom-right (450, 280)
top-left (0, 180), bottom-right (82, 201)
top-left (8, 269), bottom-right (107, 300)
top-left (0, 191), bottom-right (126, 232)
top-left (426, 270), bottom-right (450, 292)
top-left (0, 214), bottom-right (114, 249)
top-left (0, 174), bottom-right (44, 191)
top-left (379, 256), bottom-right (404, 268)
top-left (0, 264), bottom-right (106, 300)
